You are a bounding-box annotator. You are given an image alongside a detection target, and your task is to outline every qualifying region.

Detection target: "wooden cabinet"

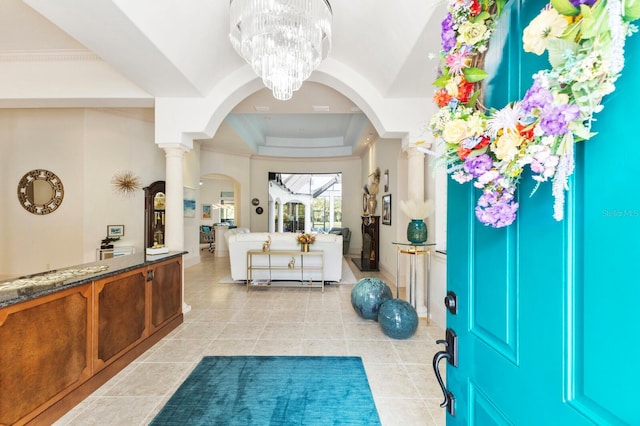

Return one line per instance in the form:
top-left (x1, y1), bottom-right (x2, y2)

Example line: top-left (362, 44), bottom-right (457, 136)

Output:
top-left (144, 180), bottom-right (166, 249)
top-left (0, 255), bottom-right (183, 425)
top-left (94, 268), bottom-right (148, 371)
top-left (360, 215), bottom-right (380, 271)
top-left (149, 257), bottom-right (182, 332)
top-left (0, 284), bottom-right (93, 426)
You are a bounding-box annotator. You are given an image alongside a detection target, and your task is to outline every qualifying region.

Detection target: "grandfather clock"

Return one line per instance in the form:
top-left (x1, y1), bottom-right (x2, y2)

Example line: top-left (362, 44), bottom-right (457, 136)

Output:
top-left (144, 181), bottom-right (166, 248)
top-left (360, 215), bottom-right (380, 271)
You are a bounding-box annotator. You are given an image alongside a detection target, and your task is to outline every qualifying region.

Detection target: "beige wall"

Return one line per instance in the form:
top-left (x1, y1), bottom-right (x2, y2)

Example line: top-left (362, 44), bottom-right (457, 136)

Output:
top-left (0, 108), bottom-right (163, 276)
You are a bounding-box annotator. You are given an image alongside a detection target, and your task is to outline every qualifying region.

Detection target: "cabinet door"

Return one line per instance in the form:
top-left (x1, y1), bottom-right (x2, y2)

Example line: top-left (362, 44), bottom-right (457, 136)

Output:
top-left (149, 257), bottom-right (182, 333)
top-left (0, 284), bottom-right (92, 425)
top-left (93, 268), bottom-right (147, 371)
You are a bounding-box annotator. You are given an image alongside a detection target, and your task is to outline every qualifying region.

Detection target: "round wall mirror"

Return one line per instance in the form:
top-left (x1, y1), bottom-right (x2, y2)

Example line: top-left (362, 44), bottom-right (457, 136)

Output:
top-left (17, 169), bottom-right (64, 215)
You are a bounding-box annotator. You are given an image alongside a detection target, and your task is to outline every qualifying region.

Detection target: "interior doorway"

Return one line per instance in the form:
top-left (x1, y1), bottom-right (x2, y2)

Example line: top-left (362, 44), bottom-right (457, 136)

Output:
top-left (268, 172), bottom-right (342, 233)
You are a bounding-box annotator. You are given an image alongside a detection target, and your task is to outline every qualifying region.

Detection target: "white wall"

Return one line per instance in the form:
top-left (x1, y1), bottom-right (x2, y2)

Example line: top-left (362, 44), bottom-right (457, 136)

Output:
top-left (0, 108), bottom-right (163, 276)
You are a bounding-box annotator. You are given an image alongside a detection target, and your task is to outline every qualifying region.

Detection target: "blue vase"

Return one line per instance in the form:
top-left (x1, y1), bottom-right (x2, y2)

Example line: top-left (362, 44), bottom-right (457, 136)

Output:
top-left (407, 219), bottom-right (427, 244)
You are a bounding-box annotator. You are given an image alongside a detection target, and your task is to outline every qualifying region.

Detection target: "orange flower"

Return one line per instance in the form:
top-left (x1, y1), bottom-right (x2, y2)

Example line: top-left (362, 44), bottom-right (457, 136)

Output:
top-left (457, 146), bottom-right (472, 160)
top-left (457, 79), bottom-right (475, 103)
top-left (517, 122), bottom-right (535, 140)
top-left (434, 89), bottom-right (453, 107)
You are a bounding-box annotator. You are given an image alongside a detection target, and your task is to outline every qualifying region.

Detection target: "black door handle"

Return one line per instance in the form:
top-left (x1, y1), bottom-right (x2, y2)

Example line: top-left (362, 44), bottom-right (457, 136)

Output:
top-left (432, 329), bottom-right (457, 416)
top-left (433, 350), bottom-right (453, 410)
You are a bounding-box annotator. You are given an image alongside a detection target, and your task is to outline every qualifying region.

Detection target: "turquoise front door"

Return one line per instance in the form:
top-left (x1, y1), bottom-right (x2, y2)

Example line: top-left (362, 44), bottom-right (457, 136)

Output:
top-left (439, 1), bottom-right (640, 424)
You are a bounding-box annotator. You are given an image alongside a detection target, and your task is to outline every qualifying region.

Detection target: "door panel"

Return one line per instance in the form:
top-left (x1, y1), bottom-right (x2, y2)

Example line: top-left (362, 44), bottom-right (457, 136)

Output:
top-left (443, 0), bottom-right (640, 424)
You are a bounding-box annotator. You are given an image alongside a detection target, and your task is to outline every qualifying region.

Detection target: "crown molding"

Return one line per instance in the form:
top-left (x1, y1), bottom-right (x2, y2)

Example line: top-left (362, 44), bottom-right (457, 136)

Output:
top-left (0, 49), bottom-right (101, 62)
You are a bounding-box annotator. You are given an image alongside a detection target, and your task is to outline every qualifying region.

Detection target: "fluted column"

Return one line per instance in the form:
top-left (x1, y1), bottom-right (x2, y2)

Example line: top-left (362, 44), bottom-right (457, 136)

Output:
top-left (406, 146), bottom-right (428, 317)
top-left (160, 143), bottom-right (191, 314)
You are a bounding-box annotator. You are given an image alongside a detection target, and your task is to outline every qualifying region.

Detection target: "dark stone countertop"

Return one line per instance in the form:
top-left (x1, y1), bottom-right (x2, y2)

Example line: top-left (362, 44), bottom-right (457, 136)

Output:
top-left (0, 252), bottom-right (186, 309)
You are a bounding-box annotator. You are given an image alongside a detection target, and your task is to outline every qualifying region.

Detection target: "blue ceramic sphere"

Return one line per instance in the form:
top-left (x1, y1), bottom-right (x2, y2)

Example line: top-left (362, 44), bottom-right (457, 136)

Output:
top-left (378, 299), bottom-right (419, 339)
top-left (351, 278), bottom-right (393, 320)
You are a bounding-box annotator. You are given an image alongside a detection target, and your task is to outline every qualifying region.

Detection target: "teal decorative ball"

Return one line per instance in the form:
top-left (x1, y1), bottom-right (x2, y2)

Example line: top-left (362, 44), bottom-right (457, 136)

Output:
top-left (350, 278), bottom-right (393, 320)
top-left (378, 299), bottom-right (419, 339)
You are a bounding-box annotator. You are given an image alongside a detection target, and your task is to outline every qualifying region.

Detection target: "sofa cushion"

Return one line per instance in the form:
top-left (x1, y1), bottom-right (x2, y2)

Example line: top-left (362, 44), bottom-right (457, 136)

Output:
top-left (233, 232), bottom-right (271, 242)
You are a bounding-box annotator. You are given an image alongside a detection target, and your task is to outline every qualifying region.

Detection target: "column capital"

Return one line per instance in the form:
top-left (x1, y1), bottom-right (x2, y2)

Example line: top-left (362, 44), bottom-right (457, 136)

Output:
top-left (404, 145), bottom-right (425, 159)
top-left (158, 143), bottom-right (191, 156)
top-left (401, 120), bottom-right (433, 150)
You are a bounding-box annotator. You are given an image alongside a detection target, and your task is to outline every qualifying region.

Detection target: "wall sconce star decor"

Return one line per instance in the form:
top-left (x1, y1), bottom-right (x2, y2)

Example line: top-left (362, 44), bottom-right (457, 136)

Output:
top-left (111, 171), bottom-right (141, 197)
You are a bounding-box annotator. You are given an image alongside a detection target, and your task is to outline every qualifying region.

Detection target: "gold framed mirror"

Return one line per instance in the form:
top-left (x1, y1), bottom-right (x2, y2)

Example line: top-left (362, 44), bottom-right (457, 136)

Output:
top-left (17, 169), bottom-right (64, 215)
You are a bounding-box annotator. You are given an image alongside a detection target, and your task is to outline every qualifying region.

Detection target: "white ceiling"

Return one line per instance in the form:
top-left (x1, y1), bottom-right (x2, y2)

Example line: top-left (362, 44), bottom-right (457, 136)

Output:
top-left (0, 0), bottom-right (446, 158)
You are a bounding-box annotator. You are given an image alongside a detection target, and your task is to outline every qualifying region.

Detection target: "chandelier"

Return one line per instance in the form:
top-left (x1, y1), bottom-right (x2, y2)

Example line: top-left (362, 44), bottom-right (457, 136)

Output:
top-left (229, 0), bottom-right (332, 101)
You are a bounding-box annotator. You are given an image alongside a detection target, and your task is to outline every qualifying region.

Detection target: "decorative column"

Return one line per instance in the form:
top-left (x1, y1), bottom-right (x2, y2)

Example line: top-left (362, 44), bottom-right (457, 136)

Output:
top-left (304, 200), bottom-right (312, 232)
top-left (160, 143), bottom-right (191, 314)
top-left (278, 202), bottom-right (284, 232)
top-left (268, 199), bottom-right (275, 232)
top-left (329, 194), bottom-right (335, 230)
top-left (406, 146), bottom-right (428, 317)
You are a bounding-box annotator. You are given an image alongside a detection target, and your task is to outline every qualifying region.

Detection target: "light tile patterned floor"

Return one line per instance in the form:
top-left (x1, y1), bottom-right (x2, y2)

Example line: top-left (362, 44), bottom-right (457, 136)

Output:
top-left (54, 252), bottom-right (446, 426)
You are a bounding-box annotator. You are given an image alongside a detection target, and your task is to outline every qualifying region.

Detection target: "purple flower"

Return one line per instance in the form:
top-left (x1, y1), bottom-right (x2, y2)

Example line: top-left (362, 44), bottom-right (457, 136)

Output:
top-left (539, 103), bottom-right (580, 136)
top-left (475, 189), bottom-right (519, 228)
top-left (464, 154), bottom-right (493, 177)
top-left (570, 0), bottom-right (596, 6)
top-left (522, 80), bottom-right (553, 113)
top-left (441, 13), bottom-right (456, 52)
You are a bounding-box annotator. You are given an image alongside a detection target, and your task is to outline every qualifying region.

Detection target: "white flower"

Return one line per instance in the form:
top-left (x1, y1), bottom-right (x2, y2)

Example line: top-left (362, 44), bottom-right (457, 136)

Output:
top-left (458, 22), bottom-right (488, 46)
top-left (475, 170), bottom-right (499, 187)
top-left (491, 130), bottom-right (523, 161)
top-left (487, 103), bottom-right (522, 137)
top-left (399, 199), bottom-right (435, 219)
top-left (442, 119), bottom-right (468, 143)
top-left (523, 8), bottom-right (569, 55)
top-left (452, 170), bottom-right (473, 184)
top-left (466, 112), bottom-right (487, 136)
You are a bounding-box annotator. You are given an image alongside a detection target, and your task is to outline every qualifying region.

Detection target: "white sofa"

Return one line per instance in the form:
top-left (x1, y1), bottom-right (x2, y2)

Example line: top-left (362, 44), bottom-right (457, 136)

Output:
top-left (226, 231), bottom-right (343, 282)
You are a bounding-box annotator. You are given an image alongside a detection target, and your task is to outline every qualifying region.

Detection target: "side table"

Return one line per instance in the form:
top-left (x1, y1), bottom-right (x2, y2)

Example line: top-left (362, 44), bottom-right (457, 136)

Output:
top-left (392, 242), bottom-right (436, 319)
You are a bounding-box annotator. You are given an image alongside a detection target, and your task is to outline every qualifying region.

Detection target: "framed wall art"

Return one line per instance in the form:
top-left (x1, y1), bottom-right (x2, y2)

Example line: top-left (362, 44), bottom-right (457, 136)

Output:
top-left (202, 204), bottom-right (212, 220)
top-left (382, 194), bottom-right (391, 226)
top-left (184, 187), bottom-right (196, 218)
top-left (107, 224), bottom-right (125, 237)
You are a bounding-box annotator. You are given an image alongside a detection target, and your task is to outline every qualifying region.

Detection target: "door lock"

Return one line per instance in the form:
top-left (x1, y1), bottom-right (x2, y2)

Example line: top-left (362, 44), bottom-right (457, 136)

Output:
top-left (444, 291), bottom-right (457, 315)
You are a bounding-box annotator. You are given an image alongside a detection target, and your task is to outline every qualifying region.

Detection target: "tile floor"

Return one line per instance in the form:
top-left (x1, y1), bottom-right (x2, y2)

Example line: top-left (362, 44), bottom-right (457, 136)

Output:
top-left (55, 252), bottom-right (446, 426)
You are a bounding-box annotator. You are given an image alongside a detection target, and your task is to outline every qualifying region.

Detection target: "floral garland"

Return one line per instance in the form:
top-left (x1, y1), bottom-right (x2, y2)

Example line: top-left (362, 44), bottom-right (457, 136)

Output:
top-left (430, 0), bottom-right (639, 227)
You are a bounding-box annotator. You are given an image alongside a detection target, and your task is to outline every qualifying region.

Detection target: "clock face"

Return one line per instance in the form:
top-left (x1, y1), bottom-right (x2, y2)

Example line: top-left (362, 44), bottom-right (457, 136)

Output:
top-left (252, 198), bottom-right (260, 206)
top-left (255, 206), bottom-right (264, 215)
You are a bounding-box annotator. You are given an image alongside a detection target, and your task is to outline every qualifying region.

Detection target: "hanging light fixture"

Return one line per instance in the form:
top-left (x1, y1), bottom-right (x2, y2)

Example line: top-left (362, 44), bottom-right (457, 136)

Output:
top-left (229, 0), bottom-right (332, 101)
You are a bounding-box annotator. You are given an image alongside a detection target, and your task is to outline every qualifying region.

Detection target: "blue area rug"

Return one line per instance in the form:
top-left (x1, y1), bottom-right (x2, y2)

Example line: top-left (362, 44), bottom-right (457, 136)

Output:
top-left (150, 356), bottom-right (381, 426)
